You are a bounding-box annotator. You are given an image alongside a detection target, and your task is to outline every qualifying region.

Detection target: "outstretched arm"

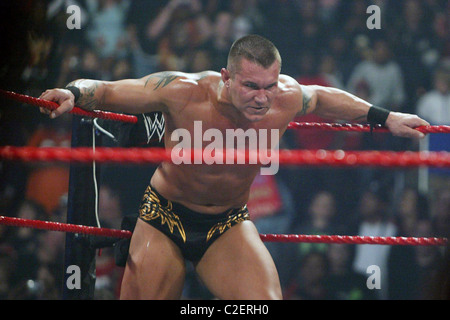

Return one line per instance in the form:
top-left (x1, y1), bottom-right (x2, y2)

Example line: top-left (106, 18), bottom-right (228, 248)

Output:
top-left (39, 71), bottom-right (190, 118)
top-left (299, 85), bottom-right (429, 139)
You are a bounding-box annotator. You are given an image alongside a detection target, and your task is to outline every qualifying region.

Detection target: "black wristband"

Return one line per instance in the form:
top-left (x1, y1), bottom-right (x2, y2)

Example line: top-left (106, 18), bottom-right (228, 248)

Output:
top-left (367, 105), bottom-right (390, 126)
top-left (65, 86), bottom-right (80, 103)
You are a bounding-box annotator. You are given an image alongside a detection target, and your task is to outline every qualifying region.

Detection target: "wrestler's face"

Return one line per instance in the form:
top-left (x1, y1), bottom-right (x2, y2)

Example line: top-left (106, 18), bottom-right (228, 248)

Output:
top-left (222, 58), bottom-right (280, 122)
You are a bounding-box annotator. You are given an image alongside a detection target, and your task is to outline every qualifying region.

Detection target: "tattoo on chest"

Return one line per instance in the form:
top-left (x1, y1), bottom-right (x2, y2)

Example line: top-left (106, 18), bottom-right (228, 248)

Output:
top-left (145, 72), bottom-right (179, 91)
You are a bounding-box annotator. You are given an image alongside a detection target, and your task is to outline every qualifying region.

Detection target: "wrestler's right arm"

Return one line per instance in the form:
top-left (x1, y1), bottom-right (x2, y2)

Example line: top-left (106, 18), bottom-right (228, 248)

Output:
top-left (39, 71), bottom-right (190, 118)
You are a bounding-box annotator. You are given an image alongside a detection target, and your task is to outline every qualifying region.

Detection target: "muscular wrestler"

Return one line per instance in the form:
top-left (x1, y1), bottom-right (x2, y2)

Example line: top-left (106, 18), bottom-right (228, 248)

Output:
top-left (40, 35), bottom-right (429, 299)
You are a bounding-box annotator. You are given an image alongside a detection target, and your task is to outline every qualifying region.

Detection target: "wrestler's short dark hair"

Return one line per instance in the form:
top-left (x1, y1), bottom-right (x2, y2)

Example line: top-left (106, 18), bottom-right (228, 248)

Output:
top-left (227, 34), bottom-right (282, 75)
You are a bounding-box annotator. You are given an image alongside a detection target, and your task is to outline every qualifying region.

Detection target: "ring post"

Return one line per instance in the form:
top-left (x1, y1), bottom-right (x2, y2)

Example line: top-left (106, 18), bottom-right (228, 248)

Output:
top-left (63, 116), bottom-right (101, 299)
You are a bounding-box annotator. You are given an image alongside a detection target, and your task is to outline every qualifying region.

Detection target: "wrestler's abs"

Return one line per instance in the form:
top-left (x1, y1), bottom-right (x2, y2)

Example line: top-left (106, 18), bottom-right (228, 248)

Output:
top-left (150, 161), bottom-right (259, 215)
top-left (145, 76), bottom-right (291, 215)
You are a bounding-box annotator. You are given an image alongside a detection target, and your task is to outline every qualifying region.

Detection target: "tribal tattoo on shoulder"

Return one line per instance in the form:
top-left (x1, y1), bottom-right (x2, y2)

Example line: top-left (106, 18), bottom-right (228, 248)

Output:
top-left (145, 72), bottom-right (179, 91)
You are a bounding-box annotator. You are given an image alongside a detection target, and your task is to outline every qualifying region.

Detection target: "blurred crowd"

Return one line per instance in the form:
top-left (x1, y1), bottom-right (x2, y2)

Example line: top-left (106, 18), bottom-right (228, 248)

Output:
top-left (0, 0), bottom-right (449, 300)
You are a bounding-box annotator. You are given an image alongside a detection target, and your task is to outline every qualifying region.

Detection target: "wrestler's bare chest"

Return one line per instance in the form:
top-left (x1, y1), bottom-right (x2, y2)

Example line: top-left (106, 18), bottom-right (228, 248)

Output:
top-left (163, 100), bottom-right (292, 150)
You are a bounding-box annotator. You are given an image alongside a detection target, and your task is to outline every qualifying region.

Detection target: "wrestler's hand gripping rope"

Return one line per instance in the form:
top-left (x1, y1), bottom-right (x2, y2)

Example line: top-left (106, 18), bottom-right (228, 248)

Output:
top-left (0, 89), bottom-right (138, 123)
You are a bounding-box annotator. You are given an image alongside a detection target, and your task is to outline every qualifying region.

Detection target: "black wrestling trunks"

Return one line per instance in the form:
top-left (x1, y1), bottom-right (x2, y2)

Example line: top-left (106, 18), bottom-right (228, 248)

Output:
top-left (138, 185), bottom-right (250, 262)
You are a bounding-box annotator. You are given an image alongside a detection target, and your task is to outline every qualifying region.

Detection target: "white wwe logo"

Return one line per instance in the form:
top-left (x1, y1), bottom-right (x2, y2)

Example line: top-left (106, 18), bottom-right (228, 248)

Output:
top-left (142, 113), bottom-right (165, 144)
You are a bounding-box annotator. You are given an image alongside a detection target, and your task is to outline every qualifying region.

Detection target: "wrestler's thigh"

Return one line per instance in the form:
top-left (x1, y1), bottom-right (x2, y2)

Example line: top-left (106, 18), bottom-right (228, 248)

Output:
top-left (120, 218), bottom-right (186, 300)
top-left (195, 220), bottom-right (282, 300)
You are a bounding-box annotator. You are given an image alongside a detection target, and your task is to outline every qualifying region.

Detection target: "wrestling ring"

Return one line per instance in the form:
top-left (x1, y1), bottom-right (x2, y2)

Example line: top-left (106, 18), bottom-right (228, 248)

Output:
top-left (0, 89), bottom-right (449, 300)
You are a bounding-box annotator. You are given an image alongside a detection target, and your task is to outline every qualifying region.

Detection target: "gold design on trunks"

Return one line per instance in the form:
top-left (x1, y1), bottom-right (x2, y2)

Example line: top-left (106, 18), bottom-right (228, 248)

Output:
top-left (139, 186), bottom-right (187, 243)
top-left (206, 206), bottom-right (250, 242)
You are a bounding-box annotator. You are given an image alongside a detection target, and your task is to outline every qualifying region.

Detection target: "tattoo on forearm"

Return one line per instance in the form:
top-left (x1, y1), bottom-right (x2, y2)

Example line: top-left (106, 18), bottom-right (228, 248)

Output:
top-left (352, 114), bottom-right (367, 123)
top-left (67, 80), bottom-right (103, 110)
top-left (145, 72), bottom-right (179, 90)
top-left (301, 90), bottom-right (312, 116)
top-left (81, 82), bottom-right (102, 110)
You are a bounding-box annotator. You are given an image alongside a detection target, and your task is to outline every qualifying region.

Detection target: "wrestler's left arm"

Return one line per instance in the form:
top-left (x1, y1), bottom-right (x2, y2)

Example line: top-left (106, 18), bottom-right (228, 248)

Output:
top-left (298, 85), bottom-right (430, 139)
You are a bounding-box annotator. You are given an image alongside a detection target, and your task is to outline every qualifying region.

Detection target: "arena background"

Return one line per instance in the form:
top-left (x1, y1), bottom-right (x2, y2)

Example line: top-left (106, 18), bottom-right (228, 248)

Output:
top-left (0, 0), bottom-right (448, 300)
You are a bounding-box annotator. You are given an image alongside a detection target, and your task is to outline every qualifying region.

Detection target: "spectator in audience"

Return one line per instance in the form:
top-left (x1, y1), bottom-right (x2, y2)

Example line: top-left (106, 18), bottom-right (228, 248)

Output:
top-left (85, 0), bottom-right (131, 59)
top-left (55, 43), bottom-right (84, 88)
top-left (283, 191), bottom-right (344, 285)
top-left (352, 185), bottom-right (397, 299)
top-left (389, 218), bottom-right (444, 299)
top-left (33, 230), bottom-right (65, 299)
top-left (388, 188), bottom-right (431, 299)
top-left (284, 251), bottom-right (335, 300)
top-left (294, 191), bottom-right (342, 245)
top-left (431, 187), bottom-right (450, 239)
top-left (8, 200), bottom-right (48, 289)
top-left (206, 11), bottom-right (234, 71)
top-left (326, 244), bottom-right (377, 300)
top-left (389, 0), bottom-right (438, 109)
top-left (293, 0), bottom-right (324, 54)
top-left (416, 62), bottom-right (450, 126)
top-left (347, 38), bottom-right (406, 112)
top-left (228, 0), bottom-right (263, 41)
top-left (146, 0), bottom-right (212, 71)
top-left (395, 188), bottom-right (430, 237)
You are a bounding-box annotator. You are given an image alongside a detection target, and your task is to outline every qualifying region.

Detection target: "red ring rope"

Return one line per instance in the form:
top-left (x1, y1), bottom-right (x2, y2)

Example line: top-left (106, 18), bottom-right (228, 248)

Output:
top-left (0, 89), bottom-right (137, 123)
top-left (0, 216), bottom-right (446, 246)
top-left (1, 146), bottom-right (449, 167)
top-left (260, 234), bottom-right (447, 246)
top-left (288, 122), bottom-right (450, 134)
top-left (0, 215), bottom-right (132, 239)
top-left (3, 89), bottom-right (450, 133)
